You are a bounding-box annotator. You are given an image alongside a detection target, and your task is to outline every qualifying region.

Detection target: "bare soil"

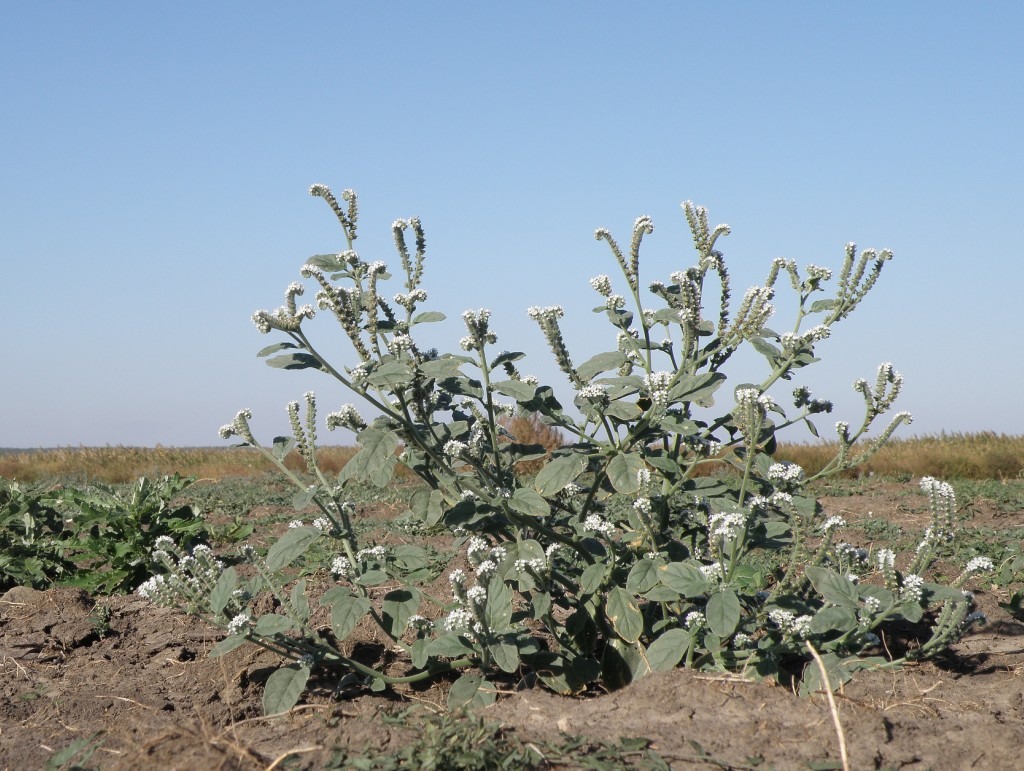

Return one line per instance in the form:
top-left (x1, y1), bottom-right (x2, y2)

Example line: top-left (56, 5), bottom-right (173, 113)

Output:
top-left (3, 483), bottom-right (1023, 769)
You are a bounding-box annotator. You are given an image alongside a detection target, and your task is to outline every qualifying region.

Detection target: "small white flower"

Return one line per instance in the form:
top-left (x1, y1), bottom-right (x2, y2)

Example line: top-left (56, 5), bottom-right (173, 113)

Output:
top-left (583, 514), bottom-right (615, 536)
top-left (444, 607), bottom-right (474, 631)
top-left (876, 548), bottom-right (896, 570)
top-left (356, 545), bottom-right (387, 561)
top-left (685, 611), bottom-right (706, 629)
top-left (900, 573), bottom-right (925, 602)
top-left (821, 515), bottom-right (847, 531)
top-left (965, 556), bottom-right (994, 574)
top-left (226, 613), bottom-right (251, 636)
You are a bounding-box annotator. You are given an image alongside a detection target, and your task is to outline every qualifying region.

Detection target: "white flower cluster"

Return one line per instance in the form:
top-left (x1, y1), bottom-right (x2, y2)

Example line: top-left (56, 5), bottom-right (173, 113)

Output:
top-left (393, 288), bottom-right (428, 311)
top-left (900, 573), bottom-right (925, 602)
top-left (699, 561), bottom-right (723, 580)
top-left (218, 408), bottom-right (255, 443)
top-left (514, 557), bottom-right (547, 575)
top-left (356, 545), bottom-right (387, 562)
top-left (589, 274), bottom-right (612, 296)
top-left (965, 556), bottom-right (994, 574)
top-left (708, 511), bottom-right (746, 541)
top-left (444, 440), bottom-right (469, 458)
top-left (767, 609), bottom-right (812, 639)
top-left (736, 388), bottom-right (775, 411)
top-left (226, 612), bottom-right (251, 636)
top-left (331, 555), bottom-right (352, 578)
top-left (138, 541), bottom-right (227, 615)
top-left (459, 308), bottom-right (497, 352)
top-left (577, 383), bottom-right (609, 401)
top-left (583, 514), bottom-right (616, 536)
top-left (805, 264), bottom-right (832, 284)
top-left (643, 371), bottom-right (673, 411)
top-left (767, 462), bottom-right (804, 485)
top-left (876, 548), bottom-right (896, 571)
top-left (820, 515), bottom-right (847, 532)
top-left (780, 324), bottom-right (831, 352)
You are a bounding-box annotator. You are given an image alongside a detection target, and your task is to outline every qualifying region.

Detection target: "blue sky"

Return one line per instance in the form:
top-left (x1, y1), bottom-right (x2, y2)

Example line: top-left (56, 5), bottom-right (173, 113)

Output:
top-left (3, 2), bottom-right (1022, 447)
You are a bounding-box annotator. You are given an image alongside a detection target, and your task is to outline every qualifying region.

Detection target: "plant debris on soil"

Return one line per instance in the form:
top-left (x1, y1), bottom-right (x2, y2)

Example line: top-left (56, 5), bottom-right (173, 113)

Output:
top-left (3, 482), bottom-right (1023, 770)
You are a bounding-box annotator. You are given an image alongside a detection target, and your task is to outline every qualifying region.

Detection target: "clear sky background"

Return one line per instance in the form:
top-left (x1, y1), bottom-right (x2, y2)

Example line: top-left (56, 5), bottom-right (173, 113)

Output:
top-left (3, 2), bottom-right (1022, 448)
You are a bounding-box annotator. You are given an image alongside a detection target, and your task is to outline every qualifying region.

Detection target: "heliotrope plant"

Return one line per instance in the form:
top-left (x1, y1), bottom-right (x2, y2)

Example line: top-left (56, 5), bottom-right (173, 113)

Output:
top-left (140, 183), bottom-right (992, 714)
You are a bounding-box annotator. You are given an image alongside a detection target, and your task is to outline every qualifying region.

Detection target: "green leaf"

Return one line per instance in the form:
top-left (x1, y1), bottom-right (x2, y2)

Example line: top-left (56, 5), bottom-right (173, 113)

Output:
top-left (530, 591), bottom-right (552, 619)
top-left (411, 310), bottom-right (446, 324)
top-left (419, 357), bottom-right (464, 378)
top-left (290, 578), bottom-right (310, 624)
top-left (491, 379), bottom-right (537, 402)
top-left (577, 351), bottom-right (627, 381)
top-left (805, 566), bottom-right (860, 608)
top-left (265, 353), bottom-right (322, 370)
top-left (809, 299), bottom-right (837, 313)
top-left (603, 401), bottom-right (643, 421)
top-left (484, 575), bottom-right (514, 630)
top-left (606, 452), bottom-right (646, 494)
top-left (330, 594), bottom-right (372, 641)
top-left (750, 336), bottom-right (782, 360)
top-left (580, 563), bottom-right (606, 596)
top-left (354, 569), bottom-right (388, 586)
top-left (366, 360), bottom-right (413, 388)
top-left (508, 488), bottom-right (550, 517)
top-left (668, 372), bottom-right (726, 406)
top-left (426, 632), bottom-right (476, 659)
top-left (798, 652), bottom-right (861, 696)
top-left (209, 634), bottom-right (248, 658)
top-left (209, 567), bottom-right (237, 616)
top-left (291, 487), bottom-right (316, 510)
top-left (265, 526), bottom-right (320, 572)
top-left (257, 342), bottom-right (299, 357)
top-left (646, 628), bottom-right (691, 672)
top-left (338, 428), bottom-right (399, 487)
top-left (605, 587), bottom-right (644, 643)
top-left (602, 638), bottom-right (651, 689)
top-left (534, 453), bottom-right (588, 496)
top-left (658, 562), bottom-right (709, 597)
top-left (488, 638), bottom-right (521, 674)
top-left (407, 488), bottom-right (445, 527)
top-left (626, 559), bottom-right (662, 594)
top-left (263, 664), bottom-right (310, 715)
top-left (895, 600), bottom-right (924, 623)
top-left (382, 588), bottom-right (421, 637)
top-left (271, 435), bottom-right (295, 461)
top-left (254, 614), bottom-right (295, 636)
top-left (706, 589), bottom-right (741, 637)
top-left (810, 605), bottom-right (859, 635)
top-left (534, 652), bottom-right (599, 695)
top-left (447, 674), bottom-right (497, 710)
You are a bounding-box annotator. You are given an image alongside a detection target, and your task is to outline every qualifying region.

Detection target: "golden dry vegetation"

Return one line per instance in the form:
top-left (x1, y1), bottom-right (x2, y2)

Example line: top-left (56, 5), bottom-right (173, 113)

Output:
top-left (2, 431), bottom-right (1021, 484)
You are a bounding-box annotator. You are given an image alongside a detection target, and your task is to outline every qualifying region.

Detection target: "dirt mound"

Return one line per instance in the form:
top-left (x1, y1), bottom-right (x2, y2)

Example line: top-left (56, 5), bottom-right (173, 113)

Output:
top-left (3, 581), bottom-right (1023, 769)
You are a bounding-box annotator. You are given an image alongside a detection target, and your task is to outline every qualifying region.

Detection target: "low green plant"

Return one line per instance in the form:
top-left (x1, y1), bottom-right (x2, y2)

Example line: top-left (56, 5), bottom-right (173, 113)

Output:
top-left (57, 474), bottom-right (209, 594)
top-left (325, 708), bottom-right (669, 770)
top-left (0, 480), bottom-right (77, 590)
top-left (139, 183), bottom-right (994, 714)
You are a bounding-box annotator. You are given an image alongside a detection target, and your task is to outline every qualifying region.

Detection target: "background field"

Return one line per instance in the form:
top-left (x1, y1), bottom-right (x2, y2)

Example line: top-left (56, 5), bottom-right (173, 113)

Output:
top-left (2, 431), bottom-right (1022, 484)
